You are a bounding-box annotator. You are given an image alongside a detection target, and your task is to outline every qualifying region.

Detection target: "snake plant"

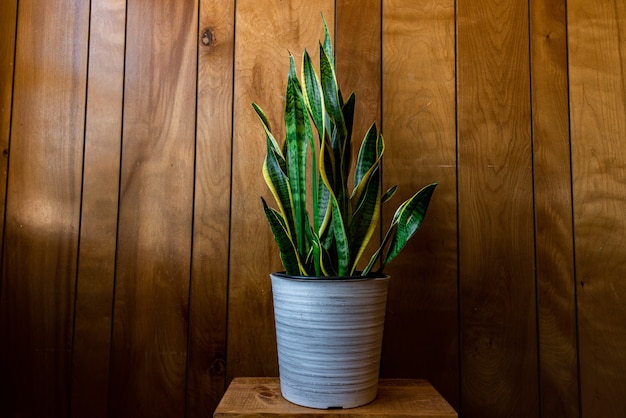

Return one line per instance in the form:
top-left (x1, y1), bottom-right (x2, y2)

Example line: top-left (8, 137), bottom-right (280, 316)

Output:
top-left (255, 18), bottom-right (437, 277)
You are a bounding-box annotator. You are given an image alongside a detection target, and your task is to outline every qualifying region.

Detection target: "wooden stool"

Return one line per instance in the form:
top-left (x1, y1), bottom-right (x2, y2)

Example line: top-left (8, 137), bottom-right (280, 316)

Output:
top-left (214, 377), bottom-right (457, 417)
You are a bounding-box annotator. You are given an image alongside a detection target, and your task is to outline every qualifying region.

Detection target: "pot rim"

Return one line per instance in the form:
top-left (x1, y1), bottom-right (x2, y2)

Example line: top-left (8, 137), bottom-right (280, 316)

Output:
top-left (270, 271), bottom-right (389, 282)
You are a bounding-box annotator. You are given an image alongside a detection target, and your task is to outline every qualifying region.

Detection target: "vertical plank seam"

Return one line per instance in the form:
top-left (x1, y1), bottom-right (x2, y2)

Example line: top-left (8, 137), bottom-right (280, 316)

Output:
top-left (379, 0), bottom-right (385, 261)
top-left (224, 0), bottom-right (239, 393)
top-left (453, 0), bottom-right (463, 414)
top-left (69, 0), bottom-right (94, 416)
top-left (563, 1), bottom-right (583, 416)
top-left (107, 1), bottom-right (130, 416)
top-left (183, 1), bottom-right (202, 416)
top-left (527, 1), bottom-right (543, 416)
top-left (0, 0), bottom-right (19, 295)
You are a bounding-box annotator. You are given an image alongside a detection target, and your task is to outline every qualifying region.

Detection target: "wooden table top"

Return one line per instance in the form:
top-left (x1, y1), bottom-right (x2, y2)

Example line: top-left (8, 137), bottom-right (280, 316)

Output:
top-left (214, 377), bottom-right (457, 417)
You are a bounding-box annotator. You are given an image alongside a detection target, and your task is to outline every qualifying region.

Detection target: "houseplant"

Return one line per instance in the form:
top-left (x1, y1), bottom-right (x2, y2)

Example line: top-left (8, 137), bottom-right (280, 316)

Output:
top-left (254, 17), bottom-right (437, 409)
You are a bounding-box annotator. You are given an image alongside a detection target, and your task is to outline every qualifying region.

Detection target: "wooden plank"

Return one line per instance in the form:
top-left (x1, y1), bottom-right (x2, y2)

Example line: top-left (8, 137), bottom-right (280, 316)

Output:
top-left (380, 0), bottom-right (458, 410)
top-left (227, 0), bottom-right (334, 380)
top-left (70, 0), bottom-right (126, 416)
top-left (0, 0), bottom-right (17, 244)
top-left (336, 0), bottom-right (382, 149)
top-left (335, 0), bottom-right (382, 273)
top-left (456, 0), bottom-right (538, 416)
top-left (186, 0), bottom-right (234, 415)
top-left (568, 1), bottom-right (626, 415)
top-left (214, 378), bottom-right (457, 417)
top-left (0, 0), bottom-right (89, 416)
top-left (529, 0), bottom-right (579, 416)
top-left (108, 0), bottom-right (198, 416)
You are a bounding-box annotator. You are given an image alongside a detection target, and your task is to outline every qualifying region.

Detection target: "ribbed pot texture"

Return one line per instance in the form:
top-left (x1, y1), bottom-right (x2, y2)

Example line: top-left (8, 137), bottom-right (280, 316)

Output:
top-left (270, 272), bottom-right (390, 409)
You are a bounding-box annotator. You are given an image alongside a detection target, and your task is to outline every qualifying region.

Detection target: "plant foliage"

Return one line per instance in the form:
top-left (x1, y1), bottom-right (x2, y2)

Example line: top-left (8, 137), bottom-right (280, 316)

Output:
top-left (255, 17), bottom-right (437, 277)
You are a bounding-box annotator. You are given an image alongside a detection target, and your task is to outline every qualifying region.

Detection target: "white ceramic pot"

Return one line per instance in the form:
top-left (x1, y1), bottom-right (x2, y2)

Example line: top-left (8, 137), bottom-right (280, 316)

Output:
top-left (270, 272), bottom-right (390, 409)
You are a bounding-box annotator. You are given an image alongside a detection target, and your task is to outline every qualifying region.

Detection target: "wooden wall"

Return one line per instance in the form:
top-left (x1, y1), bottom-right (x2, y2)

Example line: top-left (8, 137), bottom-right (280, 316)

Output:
top-left (1, 0), bottom-right (625, 417)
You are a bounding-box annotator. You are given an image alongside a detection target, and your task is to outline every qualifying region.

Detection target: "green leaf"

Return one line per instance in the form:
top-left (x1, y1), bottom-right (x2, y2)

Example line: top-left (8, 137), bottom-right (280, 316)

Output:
top-left (340, 92), bottom-right (355, 184)
top-left (252, 102), bottom-right (272, 133)
top-left (319, 131), bottom-right (336, 199)
top-left (262, 137), bottom-right (295, 237)
top-left (329, 125), bottom-right (350, 221)
top-left (318, 239), bottom-right (337, 276)
top-left (354, 124), bottom-right (380, 188)
top-left (382, 185), bottom-right (398, 203)
top-left (284, 54), bottom-right (310, 256)
top-left (253, 103), bottom-right (283, 159)
top-left (362, 223), bottom-right (395, 276)
top-left (342, 91), bottom-right (356, 142)
top-left (262, 197), bottom-right (304, 275)
top-left (321, 14), bottom-right (334, 68)
top-left (348, 165), bottom-right (381, 274)
top-left (384, 183), bottom-right (438, 266)
top-left (316, 176), bottom-right (332, 234)
top-left (318, 133), bottom-right (338, 242)
top-left (301, 50), bottom-right (325, 139)
top-left (300, 50), bottom-right (323, 234)
top-left (330, 196), bottom-right (350, 276)
top-left (352, 129), bottom-right (384, 209)
top-left (307, 229), bottom-right (321, 276)
top-left (320, 43), bottom-right (346, 139)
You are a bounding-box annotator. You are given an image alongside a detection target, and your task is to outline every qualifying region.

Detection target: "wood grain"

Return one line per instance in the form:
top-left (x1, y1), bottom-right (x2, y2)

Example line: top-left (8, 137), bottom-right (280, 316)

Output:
top-left (108, 0), bottom-right (198, 416)
top-left (0, 0), bottom-right (89, 416)
top-left (530, 0), bottom-right (579, 416)
top-left (214, 378), bottom-right (457, 417)
top-left (568, 1), bottom-right (626, 416)
top-left (381, 0), bottom-right (458, 410)
top-left (335, 0), bottom-right (383, 273)
top-left (456, 0), bottom-right (538, 416)
top-left (227, 0), bottom-right (334, 381)
top-left (70, 1), bottom-right (126, 417)
top-left (0, 0), bottom-right (17, 247)
top-left (336, 0), bottom-right (382, 150)
top-left (186, 0), bottom-right (234, 415)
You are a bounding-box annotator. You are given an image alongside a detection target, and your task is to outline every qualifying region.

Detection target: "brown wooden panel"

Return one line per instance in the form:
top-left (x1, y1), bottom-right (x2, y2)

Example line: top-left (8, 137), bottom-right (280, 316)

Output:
top-left (381, 0), bottom-right (458, 410)
top-left (336, 0), bottom-right (382, 149)
top-left (186, 1), bottom-right (234, 415)
top-left (227, 0), bottom-right (334, 380)
top-left (70, 0), bottom-right (126, 416)
top-left (456, 0), bottom-right (538, 416)
top-left (108, 0), bottom-right (198, 416)
top-left (568, 1), bottom-right (626, 415)
top-left (0, 0), bottom-right (89, 416)
top-left (0, 0), bottom-right (17, 242)
top-left (530, 0), bottom-right (579, 416)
